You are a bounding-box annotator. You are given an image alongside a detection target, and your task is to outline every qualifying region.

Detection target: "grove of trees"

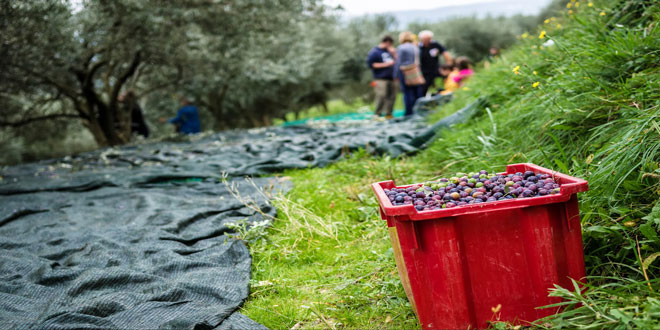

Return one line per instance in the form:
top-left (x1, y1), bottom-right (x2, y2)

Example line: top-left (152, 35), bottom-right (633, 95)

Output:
top-left (0, 0), bottom-right (557, 164)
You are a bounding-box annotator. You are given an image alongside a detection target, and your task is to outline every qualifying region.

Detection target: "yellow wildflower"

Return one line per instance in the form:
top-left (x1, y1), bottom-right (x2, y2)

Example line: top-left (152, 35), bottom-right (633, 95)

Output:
top-left (544, 18), bottom-right (551, 24)
top-left (512, 65), bottom-right (520, 74)
top-left (521, 32), bottom-right (529, 39)
top-left (533, 71), bottom-right (538, 75)
top-left (556, 23), bottom-right (562, 29)
top-left (575, 2), bottom-right (580, 7)
top-left (568, 9), bottom-right (574, 15)
top-left (539, 30), bottom-right (547, 39)
top-left (462, 87), bottom-right (470, 91)
top-left (566, 2), bottom-right (572, 8)
top-left (600, 11), bottom-right (606, 16)
top-left (588, 2), bottom-right (593, 7)
top-left (532, 82), bottom-right (540, 88)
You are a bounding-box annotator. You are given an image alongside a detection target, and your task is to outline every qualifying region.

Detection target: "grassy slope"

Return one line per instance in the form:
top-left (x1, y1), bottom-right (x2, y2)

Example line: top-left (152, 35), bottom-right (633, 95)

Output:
top-left (242, 1), bottom-right (660, 328)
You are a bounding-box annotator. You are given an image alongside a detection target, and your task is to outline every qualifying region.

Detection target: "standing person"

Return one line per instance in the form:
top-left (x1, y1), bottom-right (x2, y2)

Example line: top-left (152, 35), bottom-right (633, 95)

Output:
top-left (118, 91), bottom-right (149, 138)
top-left (396, 31), bottom-right (424, 116)
top-left (366, 35), bottom-right (397, 119)
top-left (161, 96), bottom-right (201, 134)
top-left (418, 30), bottom-right (452, 96)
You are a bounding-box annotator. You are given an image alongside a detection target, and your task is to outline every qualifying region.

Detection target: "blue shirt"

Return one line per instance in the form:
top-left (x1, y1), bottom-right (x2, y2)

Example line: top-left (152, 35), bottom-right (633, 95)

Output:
top-left (168, 105), bottom-right (201, 134)
top-left (366, 46), bottom-right (395, 80)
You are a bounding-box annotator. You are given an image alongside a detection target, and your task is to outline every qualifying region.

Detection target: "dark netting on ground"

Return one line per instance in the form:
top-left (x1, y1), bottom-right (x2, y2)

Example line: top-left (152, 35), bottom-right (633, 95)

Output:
top-left (1, 97), bottom-right (483, 188)
top-left (0, 100), bottom-right (484, 329)
top-left (0, 174), bottom-right (286, 329)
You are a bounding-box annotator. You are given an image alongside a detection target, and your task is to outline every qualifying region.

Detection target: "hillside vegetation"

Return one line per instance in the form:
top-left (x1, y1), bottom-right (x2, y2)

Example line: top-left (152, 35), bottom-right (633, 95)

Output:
top-left (241, 0), bottom-right (660, 328)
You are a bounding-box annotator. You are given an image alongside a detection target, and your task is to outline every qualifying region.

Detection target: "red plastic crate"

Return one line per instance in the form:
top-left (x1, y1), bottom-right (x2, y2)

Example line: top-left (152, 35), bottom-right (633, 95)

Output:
top-left (372, 163), bottom-right (589, 329)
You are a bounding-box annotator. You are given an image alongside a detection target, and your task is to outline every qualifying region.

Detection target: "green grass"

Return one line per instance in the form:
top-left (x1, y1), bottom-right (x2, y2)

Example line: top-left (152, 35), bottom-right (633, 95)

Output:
top-left (240, 154), bottom-right (426, 329)
top-left (273, 95), bottom-right (406, 125)
top-left (242, 0), bottom-right (660, 328)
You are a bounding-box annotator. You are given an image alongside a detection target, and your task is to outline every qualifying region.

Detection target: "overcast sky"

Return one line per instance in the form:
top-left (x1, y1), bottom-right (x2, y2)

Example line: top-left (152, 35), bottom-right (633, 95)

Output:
top-left (325, 0), bottom-right (541, 15)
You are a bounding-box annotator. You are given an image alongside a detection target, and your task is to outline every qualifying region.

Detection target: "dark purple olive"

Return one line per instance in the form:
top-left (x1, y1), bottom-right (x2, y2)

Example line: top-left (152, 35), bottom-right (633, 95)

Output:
top-left (393, 170), bottom-right (563, 209)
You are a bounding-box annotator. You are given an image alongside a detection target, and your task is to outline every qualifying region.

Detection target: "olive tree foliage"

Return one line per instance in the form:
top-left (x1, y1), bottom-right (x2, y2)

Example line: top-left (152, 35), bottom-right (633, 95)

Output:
top-left (0, 0), bottom-right (330, 146)
top-left (0, 0), bottom-right (190, 146)
top-left (149, 3), bottom-right (364, 130)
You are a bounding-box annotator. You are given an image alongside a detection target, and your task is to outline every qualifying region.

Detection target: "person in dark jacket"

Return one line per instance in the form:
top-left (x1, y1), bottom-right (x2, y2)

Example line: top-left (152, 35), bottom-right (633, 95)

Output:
top-left (163, 97), bottom-right (201, 134)
top-left (118, 91), bottom-right (149, 138)
top-left (366, 35), bottom-right (397, 118)
top-left (418, 30), bottom-right (452, 96)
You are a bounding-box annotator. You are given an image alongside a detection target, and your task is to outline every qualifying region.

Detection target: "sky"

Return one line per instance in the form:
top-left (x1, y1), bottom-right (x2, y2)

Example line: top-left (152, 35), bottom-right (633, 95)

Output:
top-left (325, 0), bottom-right (540, 16)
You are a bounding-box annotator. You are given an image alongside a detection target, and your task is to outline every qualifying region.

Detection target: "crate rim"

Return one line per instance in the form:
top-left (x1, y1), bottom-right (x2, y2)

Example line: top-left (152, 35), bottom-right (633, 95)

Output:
top-left (372, 163), bottom-right (588, 220)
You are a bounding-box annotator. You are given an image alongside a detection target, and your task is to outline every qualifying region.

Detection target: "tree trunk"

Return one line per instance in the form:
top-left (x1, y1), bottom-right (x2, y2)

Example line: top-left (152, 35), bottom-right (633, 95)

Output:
top-left (83, 119), bottom-right (109, 147)
top-left (262, 113), bottom-right (272, 126)
top-left (115, 103), bottom-right (132, 143)
top-left (247, 111), bottom-right (262, 127)
top-left (206, 86), bottom-right (231, 130)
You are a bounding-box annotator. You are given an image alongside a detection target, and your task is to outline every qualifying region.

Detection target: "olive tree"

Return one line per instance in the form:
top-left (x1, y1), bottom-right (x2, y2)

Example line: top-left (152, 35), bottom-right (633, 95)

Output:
top-left (1, 0), bottom-right (190, 146)
top-left (1, 0), bottom-right (328, 144)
